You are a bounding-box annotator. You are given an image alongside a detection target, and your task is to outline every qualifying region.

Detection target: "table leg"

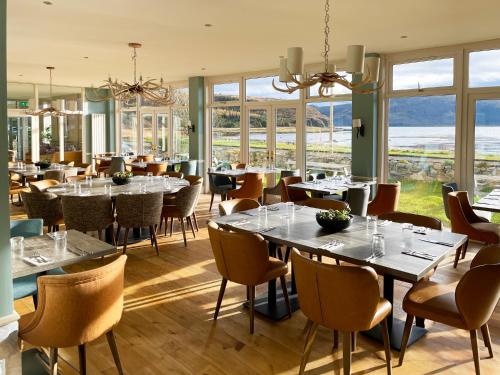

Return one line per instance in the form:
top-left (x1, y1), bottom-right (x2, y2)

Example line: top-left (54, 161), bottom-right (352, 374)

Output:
top-left (231, 177), bottom-right (237, 189)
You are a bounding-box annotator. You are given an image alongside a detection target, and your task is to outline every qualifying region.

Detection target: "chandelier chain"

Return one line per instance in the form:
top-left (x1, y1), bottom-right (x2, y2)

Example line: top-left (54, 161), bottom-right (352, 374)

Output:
top-left (323, 0), bottom-right (330, 72)
top-left (132, 47), bottom-right (138, 82)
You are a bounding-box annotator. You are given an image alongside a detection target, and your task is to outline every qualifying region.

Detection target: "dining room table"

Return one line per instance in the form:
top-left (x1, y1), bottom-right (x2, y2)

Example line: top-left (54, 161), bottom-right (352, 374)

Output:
top-left (207, 167), bottom-right (279, 188)
top-left (212, 203), bottom-right (468, 350)
top-left (288, 176), bottom-right (377, 197)
top-left (472, 188), bottom-right (500, 213)
top-left (126, 159), bottom-right (183, 170)
top-left (9, 165), bottom-right (86, 185)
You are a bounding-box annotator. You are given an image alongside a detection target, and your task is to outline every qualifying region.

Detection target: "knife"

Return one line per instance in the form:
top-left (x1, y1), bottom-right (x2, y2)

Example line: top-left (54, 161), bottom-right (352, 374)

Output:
top-left (402, 251), bottom-right (436, 261)
top-left (418, 238), bottom-right (454, 247)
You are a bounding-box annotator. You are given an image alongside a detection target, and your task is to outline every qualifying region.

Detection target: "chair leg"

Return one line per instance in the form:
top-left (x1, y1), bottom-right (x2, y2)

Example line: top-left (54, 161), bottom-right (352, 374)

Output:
top-left (110, 226), bottom-right (116, 247)
top-left (159, 216), bottom-right (164, 232)
top-left (249, 285), bottom-right (255, 334)
top-left (192, 212), bottom-right (199, 232)
top-left (150, 225), bottom-right (159, 255)
top-left (461, 239), bottom-right (469, 259)
top-left (49, 347), bottom-right (58, 375)
top-left (399, 314), bottom-right (414, 366)
top-left (351, 332), bottom-right (357, 352)
top-left (170, 217), bottom-right (174, 237)
top-left (415, 317), bottom-right (425, 328)
top-left (470, 329), bottom-right (481, 375)
top-left (187, 217), bottom-right (196, 238)
top-left (279, 275), bottom-right (292, 318)
top-left (481, 324), bottom-right (494, 358)
top-left (180, 218), bottom-right (187, 247)
top-left (299, 322), bottom-right (319, 375)
top-left (214, 278), bottom-right (227, 320)
top-left (277, 247), bottom-right (284, 261)
top-left (209, 193), bottom-right (215, 211)
top-left (122, 228), bottom-right (129, 254)
top-left (381, 318), bottom-right (392, 375)
top-left (106, 330), bottom-right (124, 375)
top-left (284, 247), bottom-right (291, 264)
top-left (342, 331), bottom-right (352, 375)
top-left (78, 344), bottom-right (87, 375)
top-left (333, 330), bottom-right (339, 349)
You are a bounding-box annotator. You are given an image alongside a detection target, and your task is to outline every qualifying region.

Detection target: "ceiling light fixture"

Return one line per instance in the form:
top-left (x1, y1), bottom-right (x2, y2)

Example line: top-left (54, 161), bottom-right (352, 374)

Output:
top-left (26, 67), bottom-right (68, 116)
top-left (86, 42), bottom-right (176, 106)
top-left (42, 1), bottom-right (53, 5)
top-left (400, 35), bottom-right (408, 39)
top-left (273, 0), bottom-right (381, 97)
top-left (204, 23), bottom-right (213, 27)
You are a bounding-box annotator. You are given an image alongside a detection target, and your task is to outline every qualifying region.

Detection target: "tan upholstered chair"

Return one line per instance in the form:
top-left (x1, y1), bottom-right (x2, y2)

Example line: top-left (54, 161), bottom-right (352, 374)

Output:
top-left (19, 255), bottom-right (127, 375)
top-left (208, 221), bottom-right (291, 334)
top-left (66, 175), bottom-right (87, 183)
top-left (292, 249), bottom-right (392, 375)
top-left (115, 192), bottom-right (163, 255)
top-left (161, 184), bottom-right (201, 246)
top-left (59, 160), bottom-right (75, 166)
top-left (301, 198), bottom-right (349, 211)
top-left (184, 176), bottom-right (203, 231)
top-left (76, 162), bottom-right (94, 176)
top-left (281, 176), bottom-right (309, 203)
top-left (29, 179), bottom-right (60, 193)
top-left (61, 195), bottom-right (115, 243)
top-left (219, 198), bottom-right (260, 216)
top-left (21, 191), bottom-right (64, 232)
top-left (399, 245), bottom-right (500, 374)
top-left (227, 172), bottom-right (263, 200)
top-left (232, 163), bottom-right (246, 185)
top-left (9, 175), bottom-right (29, 205)
top-left (161, 171), bottom-right (184, 179)
top-left (137, 154), bottom-right (154, 162)
top-left (44, 170), bottom-right (66, 183)
top-left (367, 182), bottom-right (401, 216)
top-left (379, 211), bottom-right (442, 230)
top-left (97, 159), bottom-right (111, 177)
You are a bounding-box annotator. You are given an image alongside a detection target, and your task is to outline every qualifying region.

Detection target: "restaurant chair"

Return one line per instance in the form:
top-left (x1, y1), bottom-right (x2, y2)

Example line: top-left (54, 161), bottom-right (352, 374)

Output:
top-left (29, 179), bottom-right (60, 193)
top-left (161, 171), bottom-right (184, 179)
top-left (66, 175), bottom-right (87, 183)
top-left (281, 176), bottom-right (309, 203)
top-left (109, 156), bottom-right (126, 176)
top-left (208, 166), bottom-right (233, 211)
top-left (208, 221), bottom-right (291, 334)
top-left (448, 191), bottom-right (499, 267)
top-left (346, 185), bottom-right (370, 216)
top-left (64, 167), bottom-right (79, 182)
top-left (379, 211), bottom-right (442, 230)
top-left (9, 176), bottom-right (29, 205)
top-left (219, 198), bottom-right (260, 216)
top-left (263, 169), bottom-right (300, 205)
top-left (61, 195), bottom-right (115, 243)
top-left (441, 182), bottom-right (458, 220)
top-left (232, 162), bottom-right (246, 185)
top-left (21, 191), bottom-right (64, 232)
top-left (19, 255), bottom-right (127, 375)
top-left (161, 184), bottom-right (201, 246)
top-left (133, 162), bottom-right (168, 176)
top-left (300, 197), bottom-right (349, 211)
top-left (180, 160), bottom-right (197, 177)
top-left (97, 159), bottom-right (111, 177)
top-left (291, 249), bottom-right (392, 375)
top-left (399, 245), bottom-right (500, 374)
top-left (367, 182), bottom-right (400, 216)
top-left (60, 160), bottom-right (75, 166)
top-left (115, 192), bottom-right (163, 255)
top-left (76, 163), bottom-right (94, 176)
top-left (137, 154), bottom-right (154, 162)
top-left (227, 172), bottom-right (263, 201)
top-left (184, 176), bottom-right (203, 231)
top-left (44, 170), bottom-right (65, 183)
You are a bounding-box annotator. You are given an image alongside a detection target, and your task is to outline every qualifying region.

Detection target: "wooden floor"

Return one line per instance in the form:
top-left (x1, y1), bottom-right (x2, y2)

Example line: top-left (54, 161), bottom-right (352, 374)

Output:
top-left (12, 194), bottom-right (500, 374)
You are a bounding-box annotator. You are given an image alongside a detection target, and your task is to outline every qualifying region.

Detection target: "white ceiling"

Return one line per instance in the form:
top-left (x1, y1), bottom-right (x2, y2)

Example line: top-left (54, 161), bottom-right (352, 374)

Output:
top-left (7, 0), bottom-right (500, 88)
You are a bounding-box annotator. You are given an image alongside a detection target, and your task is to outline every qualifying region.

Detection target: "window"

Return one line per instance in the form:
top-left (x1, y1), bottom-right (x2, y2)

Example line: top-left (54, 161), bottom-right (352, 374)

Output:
top-left (306, 101), bottom-right (352, 175)
top-left (121, 111), bottom-right (137, 154)
top-left (39, 115), bottom-right (60, 162)
top-left (142, 114), bottom-right (154, 154)
top-left (7, 117), bottom-right (32, 161)
top-left (275, 107), bottom-right (297, 170)
top-left (214, 82), bottom-right (240, 102)
top-left (387, 95), bottom-right (456, 223)
top-left (63, 114), bottom-right (82, 156)
top-left (246, 76), bottom-right (299, 101)
top-left (469, 49), bottom-right (500, 88)
top-left (211, 107), bottom-right (241, 166)
top-left (175, 88), bottom-right (189, 106)
top-left (308, 71), bottom-right (353, 97)
top-left (172, 108), bottom-right (189, 159)
top-left (157, 113), bottom-right (169, 153)
top-left (392, 58), bottom-right (454, 90)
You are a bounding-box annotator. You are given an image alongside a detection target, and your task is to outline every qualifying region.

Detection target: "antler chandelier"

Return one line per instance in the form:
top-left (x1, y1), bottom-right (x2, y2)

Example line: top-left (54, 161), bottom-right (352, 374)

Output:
top-left (87, 43), bottom-right (176, 106)
top-left (273, 0), bottom-right (381, 97)
top-left (26, 67), bottom-right (68, 116)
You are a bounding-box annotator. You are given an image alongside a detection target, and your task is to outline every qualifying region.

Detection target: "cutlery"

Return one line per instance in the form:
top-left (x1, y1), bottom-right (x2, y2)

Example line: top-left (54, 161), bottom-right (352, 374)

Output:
top-left (402, 250), bottom-right (436, 261)
top-left (418, 238), bottom-right (454, 247)
top-left (259, 226), bottom-right (277, 233)
top-left (319, 240), bottom-right (343, 250)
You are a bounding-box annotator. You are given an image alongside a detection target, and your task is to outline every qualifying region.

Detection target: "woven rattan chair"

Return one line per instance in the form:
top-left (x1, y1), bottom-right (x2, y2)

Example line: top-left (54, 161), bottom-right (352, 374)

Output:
top-left (44, 170), bottom-right (66, 183)
top-left (21, 191), bottom-right (64, 232)
top-left (161, 184), bottom-right (202, 246)
top-left (115, 192), bottom-right (163, 255)
top-left (61, 195), bottom-right (115, 243)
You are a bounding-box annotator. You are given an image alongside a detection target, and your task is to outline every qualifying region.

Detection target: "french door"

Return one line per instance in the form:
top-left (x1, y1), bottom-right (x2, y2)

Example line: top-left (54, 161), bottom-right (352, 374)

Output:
top-left (138, 110), bottom-right (170, 155)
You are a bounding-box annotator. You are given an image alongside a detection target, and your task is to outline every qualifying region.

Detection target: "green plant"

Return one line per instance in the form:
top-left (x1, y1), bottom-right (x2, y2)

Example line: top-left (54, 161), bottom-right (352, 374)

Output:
top-left (317, 208), bottom-right (351, 221)
top-left (113, 171), bottom-right (133, 179)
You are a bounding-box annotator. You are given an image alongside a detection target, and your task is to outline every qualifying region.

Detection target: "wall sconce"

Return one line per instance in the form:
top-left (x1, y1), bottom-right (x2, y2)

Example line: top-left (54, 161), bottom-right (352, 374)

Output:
top-left (352, 118), bottom-right (365, 138)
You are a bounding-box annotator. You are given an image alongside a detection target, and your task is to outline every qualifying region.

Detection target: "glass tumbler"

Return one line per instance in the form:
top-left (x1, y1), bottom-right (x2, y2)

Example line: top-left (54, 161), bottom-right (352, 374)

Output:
top-left (53, 231), bottom-right (67, 252)
top-left (10, 236), bottom-right (24, 255)
top-left (371, 233), bottom-right (385, 258)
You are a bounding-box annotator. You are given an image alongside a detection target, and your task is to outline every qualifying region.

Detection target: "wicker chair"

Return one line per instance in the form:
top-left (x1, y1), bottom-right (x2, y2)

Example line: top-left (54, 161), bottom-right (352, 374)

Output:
top-left (61, 195), bottom-right (115, 243)
top-left (161, 184), bottom-right (202, 246)
top-left (115, 192), bottom-right (163, 255)
top-left (21, 191), bottom-right (64, 232)
top-left (29, 179), bottom-right (60, 193)
top-left (44, 170), bottom-right (65, 183)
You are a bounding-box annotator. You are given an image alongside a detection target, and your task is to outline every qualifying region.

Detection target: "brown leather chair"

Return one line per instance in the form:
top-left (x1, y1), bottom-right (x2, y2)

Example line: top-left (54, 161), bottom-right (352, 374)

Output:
top-left (29, 179), bottom-right (60, 193)
top-left (219, 198), bottom-right (260, 216)
top-left (399, 245), bottom-right (500, 374)
top-left (161, 171), bottom-right (184, 179)
top-left (367, 182), bottom-right (400, 216)
top-left (134, 162), bottom-right (168, 176)
top-left (291, 249), bottom-right (392, 375)
top-left (232, 163), bottom-right (246, 185)
top-left (379, 211), bottom-right (442, 230)
top-left (19, 255), bottom-right (127, 375)
top-left (97, 159), bottom-right (111, 177)
top-left (9, 176), bottom-right (29, 205)
top-left (301, 198), bottom-right (349, 211)
top-left (208, 221), bottom-right (291, 334)
top-left (227, 172), bottom-right (263, 200)
top-left (281, 176), bottom-right (309, 203)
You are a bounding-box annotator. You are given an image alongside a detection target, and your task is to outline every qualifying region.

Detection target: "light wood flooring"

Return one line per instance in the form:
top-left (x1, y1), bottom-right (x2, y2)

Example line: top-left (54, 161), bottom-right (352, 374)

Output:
top-left (12, 194), bottom-right (500, 374)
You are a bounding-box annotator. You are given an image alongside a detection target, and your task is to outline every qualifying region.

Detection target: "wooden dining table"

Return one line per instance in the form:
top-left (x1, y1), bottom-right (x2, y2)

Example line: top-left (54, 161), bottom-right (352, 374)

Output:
top-left (288, 176), bottom-right (377, 196)
top-left (472, 188), bottom-right (500, 213)
top-left (213, 203), bottom-right (468, 350)
top-left (9, 166), bottom-right (86, 185)
top-left (207, 167), bottom-right (278, 188)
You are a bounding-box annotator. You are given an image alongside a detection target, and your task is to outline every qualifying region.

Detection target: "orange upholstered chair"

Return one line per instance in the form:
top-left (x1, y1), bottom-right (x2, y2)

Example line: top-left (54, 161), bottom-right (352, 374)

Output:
top-left (301, 198), bottom-right (349, 211)
top-left (219, 198), bottom-right (260, 216)
top-left (232, 163), bottom-right (246, 185)
top-left (227, 172), bottom-right (263, 200)
top-left (19, 255), bottom-right (127, 375)
top-left (145, 162), bottom-right (167, 176)
top-left (281, 176), bottom-right (309, 203)
top-left (137, 155), bottom-right (154, 162)
top-left (97, 159), bottom-right (111, 177)
top-left (367, 182), bottom-right (400, 216)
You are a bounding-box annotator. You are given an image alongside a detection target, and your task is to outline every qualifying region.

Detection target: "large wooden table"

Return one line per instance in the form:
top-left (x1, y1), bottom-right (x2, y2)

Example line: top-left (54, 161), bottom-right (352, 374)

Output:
top-left (472, 188), bottom-right (500, 213)
top-left (213, 203), bottom-right (468, 350)
top-left (207, 167), bottom-right (278, 188)
top-left (12, 230), bottom-right (116, 279)
top-left (288, 176), bottom-right (377, 196)
top-left (9, 166), bottom-right (86, 185)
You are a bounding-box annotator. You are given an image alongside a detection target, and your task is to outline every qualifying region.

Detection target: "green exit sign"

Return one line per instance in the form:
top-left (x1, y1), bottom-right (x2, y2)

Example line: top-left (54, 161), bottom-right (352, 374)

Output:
top-left (18, 101), bottom-right (29, 108)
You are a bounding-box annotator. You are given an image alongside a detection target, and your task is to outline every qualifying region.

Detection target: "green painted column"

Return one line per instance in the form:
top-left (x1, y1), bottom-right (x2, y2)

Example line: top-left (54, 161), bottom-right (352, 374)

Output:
top-left (0, 0), bottom-right (14, 318)
top-left (351, 53), bottom-right (379, 178)
top-left (188, 77), bottom-right (205, 174)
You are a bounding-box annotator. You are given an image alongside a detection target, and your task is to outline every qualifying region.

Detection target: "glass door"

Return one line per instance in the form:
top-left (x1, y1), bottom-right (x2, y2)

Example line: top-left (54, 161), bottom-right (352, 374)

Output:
top-left (156, 113), bottom-right (169, 156)
top-left (247, 107), bottom-right (271, 167)
top-left (8, 116), bottom-right (32, 161)
top-left (274, 106), bottom-right (298, 170)
top-left (141, 113), bottom-right (154, 155)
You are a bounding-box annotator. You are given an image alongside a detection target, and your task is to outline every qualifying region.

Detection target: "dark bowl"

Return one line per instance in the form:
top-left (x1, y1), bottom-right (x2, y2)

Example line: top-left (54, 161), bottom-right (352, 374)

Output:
top-left (35, 161), bottom-right (51, 170)
top-left (112, 176), bottom-right (131, 185)
top-left (315, 213), bottom-right (353, 233)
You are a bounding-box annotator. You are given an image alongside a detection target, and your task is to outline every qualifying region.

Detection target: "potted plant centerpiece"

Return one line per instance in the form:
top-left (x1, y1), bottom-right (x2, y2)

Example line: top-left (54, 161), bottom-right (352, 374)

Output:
top-left (315, 208), bottom-right (353, 233)
top-left (112, 171), bottom-right (133, 185)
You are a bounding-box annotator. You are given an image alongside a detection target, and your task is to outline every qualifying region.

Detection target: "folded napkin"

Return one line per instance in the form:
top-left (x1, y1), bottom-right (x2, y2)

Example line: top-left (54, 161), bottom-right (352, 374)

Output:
top-left (23, 254), bottom-right (53, 266)
top-left (319, 240), bottom-right (344, 252)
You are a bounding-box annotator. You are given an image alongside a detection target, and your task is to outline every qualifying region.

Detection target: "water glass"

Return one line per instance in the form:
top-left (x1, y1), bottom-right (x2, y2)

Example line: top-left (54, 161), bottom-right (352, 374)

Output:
top-left (367, 215), bottom-right (378, 232)
top-left (10, 236), bottom-right (24, 255)
top-left (163, 175), bottom-right (171, 189)
top-left (147, 172), bottom-right (153, 182)
top-left (286, 201), bottom-right (295, 218)
top-left (85, 175), bottom-right (93, 187)
top-left (77, 183), bottom-right (82, 195)
top-left (279, 214), bottom-right (291, 235)
top-left (371, 233), bottom-right (385, 258)
top-left (53, 231), bottom-right (67, 252)
top-left (402, 223), bottom-right (414, 231)
top-left (104, 184), bottom-right (112, 196)
top-left (258, 206), bottom-right (268, 227)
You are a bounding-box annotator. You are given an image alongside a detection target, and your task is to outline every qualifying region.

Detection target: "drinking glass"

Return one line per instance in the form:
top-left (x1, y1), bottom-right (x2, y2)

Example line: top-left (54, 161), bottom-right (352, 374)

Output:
top-left (163, 175), bottom-right (171, 189)
top-left (147, 172), bottom-right (153, 182)
top-left (286, 201), bottom-right (295, 218)
top-left (371, 233), bottom-right (385, 258)
top-left (85, 175), bottom-right (92, 187)
top-left (77, 183), bottom-right (82, 195)
top-left (104, 184), bottom-right (112, 196)
top-left (279, 214), bottom-right (291, 235)
top-left (10, 236), bottom-right (24, 255)
top-left (367, 215), bottom-right (378, 233)
top-left (402, 222), bottom-right (414, 231)
top-left (258, 206), bottom-right (268, 227)
top-left (53, 231), bottom-right (67, 253)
